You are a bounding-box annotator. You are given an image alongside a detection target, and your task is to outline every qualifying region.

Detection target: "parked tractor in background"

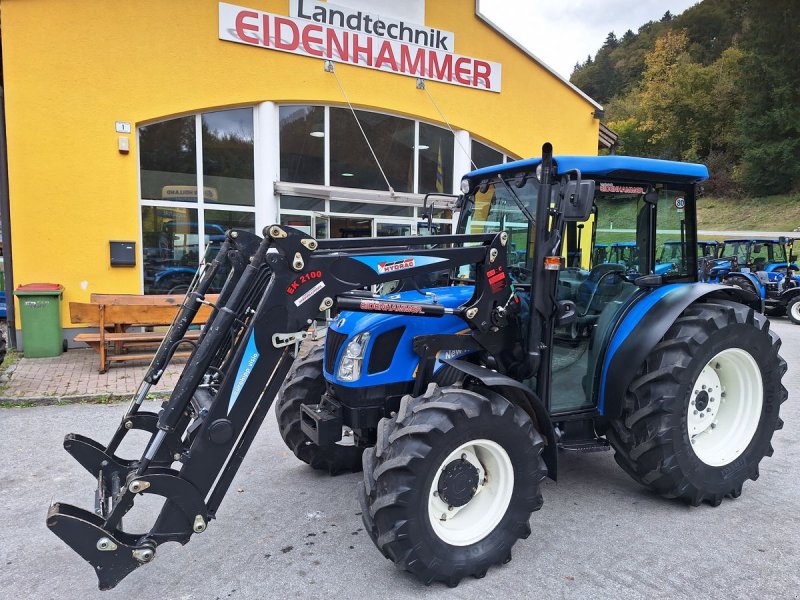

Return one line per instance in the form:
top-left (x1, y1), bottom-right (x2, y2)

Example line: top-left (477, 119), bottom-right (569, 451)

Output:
top-left (47, 147), bottom-right (788, 590)
top-left (703, 238), bottom-right (800, 323)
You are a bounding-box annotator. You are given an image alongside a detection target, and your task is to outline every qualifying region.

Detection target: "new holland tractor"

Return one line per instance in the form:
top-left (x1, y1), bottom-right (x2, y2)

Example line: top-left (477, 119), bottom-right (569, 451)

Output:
top-left (47, 145), bottom-right (787, 589)
top-left (703, 238), bottom-right (800, 322)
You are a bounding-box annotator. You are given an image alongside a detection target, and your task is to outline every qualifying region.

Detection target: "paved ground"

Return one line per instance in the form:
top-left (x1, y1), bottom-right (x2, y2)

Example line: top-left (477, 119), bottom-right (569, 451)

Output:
top-left (0, 320), bottom-right (798, 599)
top-left (0, 348), bottom-right (184, 401)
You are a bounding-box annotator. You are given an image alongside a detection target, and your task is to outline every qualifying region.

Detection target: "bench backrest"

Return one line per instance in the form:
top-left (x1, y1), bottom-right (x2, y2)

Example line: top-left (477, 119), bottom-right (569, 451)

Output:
top-left (89, 294), bottom-right (219, 306)
top-left (70, 300), bottom-right (213, 327)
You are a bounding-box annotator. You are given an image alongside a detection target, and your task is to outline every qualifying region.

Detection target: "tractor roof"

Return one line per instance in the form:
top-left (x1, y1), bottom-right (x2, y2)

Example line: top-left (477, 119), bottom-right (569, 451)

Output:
top-left (465, 155), bottom-right (709, 185)
top-left (723, 238), bottom-right (781, 244)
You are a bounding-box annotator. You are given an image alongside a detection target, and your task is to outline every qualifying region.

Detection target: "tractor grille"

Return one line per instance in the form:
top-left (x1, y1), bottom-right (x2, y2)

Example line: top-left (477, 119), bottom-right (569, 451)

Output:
top-left (324, 330), bottom-right (348, 374)
top-left (367, 327), bottom-right (406, 374)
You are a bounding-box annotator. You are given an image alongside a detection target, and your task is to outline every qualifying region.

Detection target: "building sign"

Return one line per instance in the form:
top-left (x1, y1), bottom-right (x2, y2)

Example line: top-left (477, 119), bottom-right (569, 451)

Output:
top-left (218, 1), bottom-right (502, 92)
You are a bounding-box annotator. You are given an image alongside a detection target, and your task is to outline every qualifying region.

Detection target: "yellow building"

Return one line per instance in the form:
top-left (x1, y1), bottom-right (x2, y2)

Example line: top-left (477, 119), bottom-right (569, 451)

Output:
top-left (0, 0), bottom-right (601, 343)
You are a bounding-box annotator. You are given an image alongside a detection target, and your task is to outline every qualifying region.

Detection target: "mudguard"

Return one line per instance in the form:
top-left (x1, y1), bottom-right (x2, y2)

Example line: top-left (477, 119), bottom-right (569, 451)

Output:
top-left (599, 283), bottom-right (760, 418)
top-left (724, 271), bottom-right (765, 299)
top-left (443, 358), bottom-right (558, 480)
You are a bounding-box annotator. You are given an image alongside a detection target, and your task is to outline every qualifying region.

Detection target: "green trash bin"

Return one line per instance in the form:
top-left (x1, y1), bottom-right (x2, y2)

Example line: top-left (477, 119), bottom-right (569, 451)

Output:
top-left (14, 283), bottom-right (65, 358)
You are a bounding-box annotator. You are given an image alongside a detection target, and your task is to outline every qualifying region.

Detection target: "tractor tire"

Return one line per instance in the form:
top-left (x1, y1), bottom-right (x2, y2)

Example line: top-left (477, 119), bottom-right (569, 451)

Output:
top-left (359, 384), bottom-right (546, 586)
top-left (787, 296), bottom-right (800, 325)
top-left (724, 274), bottom-right (759, 298)
top-left (606, 300), bottom-right (787, 506)
top-left (274, 342), bottom-right (363, 475)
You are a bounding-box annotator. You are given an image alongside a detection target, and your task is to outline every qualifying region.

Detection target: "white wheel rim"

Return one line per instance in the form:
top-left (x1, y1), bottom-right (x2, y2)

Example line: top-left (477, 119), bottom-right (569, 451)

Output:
top-left (790, 301), bottom-right (800, 322)
top-left (688, 348), bottom-right (763, 467)
top-left (427, 439), bottom-right (514, 546)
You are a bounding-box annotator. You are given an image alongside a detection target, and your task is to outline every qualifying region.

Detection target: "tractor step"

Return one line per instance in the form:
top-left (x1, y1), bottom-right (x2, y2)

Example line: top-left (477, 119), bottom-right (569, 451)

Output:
top-left (559, 439), bottom-right (611, 453)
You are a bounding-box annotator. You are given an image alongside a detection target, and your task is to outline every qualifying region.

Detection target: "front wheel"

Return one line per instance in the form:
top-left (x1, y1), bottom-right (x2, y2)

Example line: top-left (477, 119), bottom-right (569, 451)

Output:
top-left (359, 384), bottom-right (546, 586)
top-left (607, 300), bottom-right (787, 505)
top-left (787, 296), bottom-right (800, 325)
top-left (274, 342), bottom-right (363, 475)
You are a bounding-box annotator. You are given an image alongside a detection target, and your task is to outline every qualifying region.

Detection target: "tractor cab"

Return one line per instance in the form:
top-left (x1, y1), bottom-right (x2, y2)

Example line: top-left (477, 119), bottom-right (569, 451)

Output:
top-left (458, 155), bottom-right (707, 417)
top-left (719, 238), bottom-right (798, 274)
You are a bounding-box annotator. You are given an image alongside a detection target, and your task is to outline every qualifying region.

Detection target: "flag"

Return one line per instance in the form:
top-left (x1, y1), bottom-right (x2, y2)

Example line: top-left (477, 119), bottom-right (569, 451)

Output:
top-left (435, 142), bottom-right (444, 193)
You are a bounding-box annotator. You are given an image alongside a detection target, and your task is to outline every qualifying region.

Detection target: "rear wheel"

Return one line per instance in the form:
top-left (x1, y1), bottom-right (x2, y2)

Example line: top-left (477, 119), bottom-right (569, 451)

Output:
top-left (787, 296), bottom-right (800, 325)
top-left (606, 300), bottom-right (787, 505)
top-left (359, 384), bottom-right (546, 586)
top-left (275, 342), bottom-right (363, 475)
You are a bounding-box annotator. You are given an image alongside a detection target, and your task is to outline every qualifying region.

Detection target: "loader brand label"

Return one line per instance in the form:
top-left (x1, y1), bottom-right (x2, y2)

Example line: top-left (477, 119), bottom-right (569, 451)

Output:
top-left (360, 300), bottom-right (424, 314)
top-left (599, 183), bottom-right (646, 194)
top-left (228, 332), bottom-right (260, 415)
top-left (294, 280), bottom-right (326, 306)
top-left (377, 257), bottom-right (415, 274)
top-left (218, 2), bottom-right (501, 92)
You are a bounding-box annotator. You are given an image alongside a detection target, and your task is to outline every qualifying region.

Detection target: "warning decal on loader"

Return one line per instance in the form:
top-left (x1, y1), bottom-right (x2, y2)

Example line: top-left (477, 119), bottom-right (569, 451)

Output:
top-left (228, 332), bottom-right (260, 414)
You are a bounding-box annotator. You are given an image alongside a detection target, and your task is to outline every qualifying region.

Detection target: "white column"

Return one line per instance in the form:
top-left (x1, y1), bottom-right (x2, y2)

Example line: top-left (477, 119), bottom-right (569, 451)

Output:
top-left (452, 129), bottom-right (472, 192)
top-left (254, 101), bottom-right (280, 232)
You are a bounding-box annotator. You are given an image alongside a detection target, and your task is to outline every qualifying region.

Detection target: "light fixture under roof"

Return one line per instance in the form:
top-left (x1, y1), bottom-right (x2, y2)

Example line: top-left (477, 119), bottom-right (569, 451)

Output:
top-left (416, 144), bottom-right (430, 150)
top-left (309, 131), bottom-right (325, 138)
top-left (341, 172), bottom-right (354, 177)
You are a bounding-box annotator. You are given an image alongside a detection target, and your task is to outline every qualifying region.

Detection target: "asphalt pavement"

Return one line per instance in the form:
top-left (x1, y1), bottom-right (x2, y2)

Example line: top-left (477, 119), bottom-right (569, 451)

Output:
top-left (1, 321), bottom-right (798, 600)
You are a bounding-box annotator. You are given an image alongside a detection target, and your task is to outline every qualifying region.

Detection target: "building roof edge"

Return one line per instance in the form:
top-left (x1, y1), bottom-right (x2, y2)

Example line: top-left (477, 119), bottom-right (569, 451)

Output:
top-left (474, 1), bottom-right (603, 111)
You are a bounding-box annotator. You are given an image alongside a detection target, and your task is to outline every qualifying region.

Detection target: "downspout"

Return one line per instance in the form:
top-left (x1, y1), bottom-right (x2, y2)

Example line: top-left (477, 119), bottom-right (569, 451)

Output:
top-left (0, 86), bottom-right (17, 349)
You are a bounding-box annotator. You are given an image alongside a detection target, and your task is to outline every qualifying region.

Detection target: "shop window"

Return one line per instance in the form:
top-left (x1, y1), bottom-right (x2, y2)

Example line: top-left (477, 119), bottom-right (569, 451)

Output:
top-left (329, 200), bottom-right (413, 217)
top-left (280, 195), bottom-right (325, 212)
top-left (418, 123), bottom-right (454, 194)
top-left (202, 109), bottom-right (255, 206)
top-left (139, 117), bottom-right (197, 201)
top-left (279, 106), bottom-right (324, 185)
top-left (471, 140), bottom-right (503, 170)
top-left (141, 206), bottom-right (199, 294)
top-left (280, 213), bottom-right (313, 235)
top-left (204, 209), bottom-right (255, 240)
top-left (330, 108), bottom-right (414, 192)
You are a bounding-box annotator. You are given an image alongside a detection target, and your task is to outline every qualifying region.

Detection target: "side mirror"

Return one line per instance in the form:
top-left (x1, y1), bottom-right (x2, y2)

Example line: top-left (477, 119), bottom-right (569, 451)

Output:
top-left (562, 179), bottom-right (596, 221)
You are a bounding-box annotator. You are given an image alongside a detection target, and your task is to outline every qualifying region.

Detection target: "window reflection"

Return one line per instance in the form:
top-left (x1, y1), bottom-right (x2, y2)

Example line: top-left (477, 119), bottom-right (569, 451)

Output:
top-left (141, 206), bottom-right (199, 294)
top-left (330, 108), bottom-right (413, 192)
top-left (139, 117), bottom-right (197, 201)
top-left (471, 140), bottom-right (503, 170)
top-left (202, 109), bottom-right (254, 206)
top-left (418, 123), bottom-right (454, 194)
top-left (280, 106), bottom-right (324, 184)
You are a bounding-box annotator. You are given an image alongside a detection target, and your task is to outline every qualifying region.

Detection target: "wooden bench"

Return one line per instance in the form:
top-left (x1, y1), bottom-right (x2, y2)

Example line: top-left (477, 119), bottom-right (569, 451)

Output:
top-left (69, 294), bottom-right (218, 373)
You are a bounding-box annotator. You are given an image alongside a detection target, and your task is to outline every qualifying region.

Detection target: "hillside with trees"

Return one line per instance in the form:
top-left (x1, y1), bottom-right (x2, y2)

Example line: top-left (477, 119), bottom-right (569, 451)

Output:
top-left (570, 0), bottom-right (799, 200)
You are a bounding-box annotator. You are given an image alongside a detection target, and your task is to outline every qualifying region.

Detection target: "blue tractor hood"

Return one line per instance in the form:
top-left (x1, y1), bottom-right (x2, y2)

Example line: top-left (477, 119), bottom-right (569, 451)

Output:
top-left (325, 285), bottom-right (475, 387)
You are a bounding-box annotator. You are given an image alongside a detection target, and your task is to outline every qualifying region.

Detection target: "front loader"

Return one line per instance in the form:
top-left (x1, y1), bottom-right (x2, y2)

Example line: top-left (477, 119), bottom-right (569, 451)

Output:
top-left (48, 145), bottom-right (788, 589)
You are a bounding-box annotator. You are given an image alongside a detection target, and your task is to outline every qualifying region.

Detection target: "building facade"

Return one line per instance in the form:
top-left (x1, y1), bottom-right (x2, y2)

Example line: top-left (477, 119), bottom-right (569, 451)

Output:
top-left (1, 0), bottom-right (601, 337)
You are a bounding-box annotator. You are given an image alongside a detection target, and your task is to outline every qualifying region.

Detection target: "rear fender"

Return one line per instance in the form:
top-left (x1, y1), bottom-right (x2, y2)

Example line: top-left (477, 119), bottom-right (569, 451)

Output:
top-left (443, 359), bottom-right (558, 480)
top-left (599, 283), bottom-right (760, 419)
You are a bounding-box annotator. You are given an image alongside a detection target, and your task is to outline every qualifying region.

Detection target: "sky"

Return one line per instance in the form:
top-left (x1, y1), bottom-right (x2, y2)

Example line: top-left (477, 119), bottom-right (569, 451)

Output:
top-left (479, 0), bottom-right (700, 79)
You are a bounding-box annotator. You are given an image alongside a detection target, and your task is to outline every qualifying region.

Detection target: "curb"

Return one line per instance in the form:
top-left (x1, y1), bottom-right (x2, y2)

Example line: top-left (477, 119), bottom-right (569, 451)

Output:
top-left (0, 391), bottom-right (172, 407)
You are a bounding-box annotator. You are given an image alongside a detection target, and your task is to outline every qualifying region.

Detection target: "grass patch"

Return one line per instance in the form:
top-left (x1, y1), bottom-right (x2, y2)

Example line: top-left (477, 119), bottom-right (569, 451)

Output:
top-left (698, 193), bottom-right (800, 232)
top-left (1, 350), bottom-right (22, 370)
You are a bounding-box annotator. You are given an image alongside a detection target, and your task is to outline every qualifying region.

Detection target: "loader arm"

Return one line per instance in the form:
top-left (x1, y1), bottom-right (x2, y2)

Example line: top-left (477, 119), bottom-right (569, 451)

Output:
top-left (47, 224), bottom-right (514, 589)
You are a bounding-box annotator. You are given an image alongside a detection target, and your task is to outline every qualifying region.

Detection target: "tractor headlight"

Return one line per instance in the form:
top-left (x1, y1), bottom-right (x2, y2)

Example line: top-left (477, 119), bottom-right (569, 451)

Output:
top-left (460, 178), bottom-right (470, 194)
top-left (337, 332), bottom-right (370, 381)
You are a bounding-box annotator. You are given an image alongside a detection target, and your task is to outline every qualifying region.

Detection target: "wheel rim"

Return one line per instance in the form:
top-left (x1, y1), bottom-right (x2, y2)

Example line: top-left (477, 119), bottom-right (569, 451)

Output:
top-left (427, 439), bottom-right (514, 546)
top-left (790, 301), bottom-right (800, 322)
top-left (687, 348), bottom-right (763, 467)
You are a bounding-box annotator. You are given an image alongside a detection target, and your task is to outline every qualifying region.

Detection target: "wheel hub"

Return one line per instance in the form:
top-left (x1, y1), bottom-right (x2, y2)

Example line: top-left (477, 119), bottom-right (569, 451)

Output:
top-left (437, 457), bottom-right (480, 507)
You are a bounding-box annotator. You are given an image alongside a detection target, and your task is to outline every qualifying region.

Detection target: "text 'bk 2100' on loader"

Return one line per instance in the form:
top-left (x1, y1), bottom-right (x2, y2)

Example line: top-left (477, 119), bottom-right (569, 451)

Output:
top-left (47, 144), bottom-right (788, 589)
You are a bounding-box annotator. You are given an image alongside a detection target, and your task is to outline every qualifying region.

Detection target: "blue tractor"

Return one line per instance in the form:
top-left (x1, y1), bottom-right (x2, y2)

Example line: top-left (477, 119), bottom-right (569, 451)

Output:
top-left (273, 149), bottom-right (788, 583)
top-left (658, 240), bottom-right (719, 276)
top-left (47, 146), bottom-right (788, 589)
top-left (705, 238), bottom-right (800, 323)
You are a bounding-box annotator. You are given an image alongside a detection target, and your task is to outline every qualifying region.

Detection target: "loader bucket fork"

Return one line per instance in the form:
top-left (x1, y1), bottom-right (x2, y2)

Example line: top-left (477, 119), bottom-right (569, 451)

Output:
top-left (47, 224), bottom-right (514, 589)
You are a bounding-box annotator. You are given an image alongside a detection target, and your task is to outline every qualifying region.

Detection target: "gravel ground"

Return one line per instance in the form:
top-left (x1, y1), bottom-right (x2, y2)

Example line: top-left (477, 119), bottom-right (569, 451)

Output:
top-left (0, 320), bottom-right (798, 600)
